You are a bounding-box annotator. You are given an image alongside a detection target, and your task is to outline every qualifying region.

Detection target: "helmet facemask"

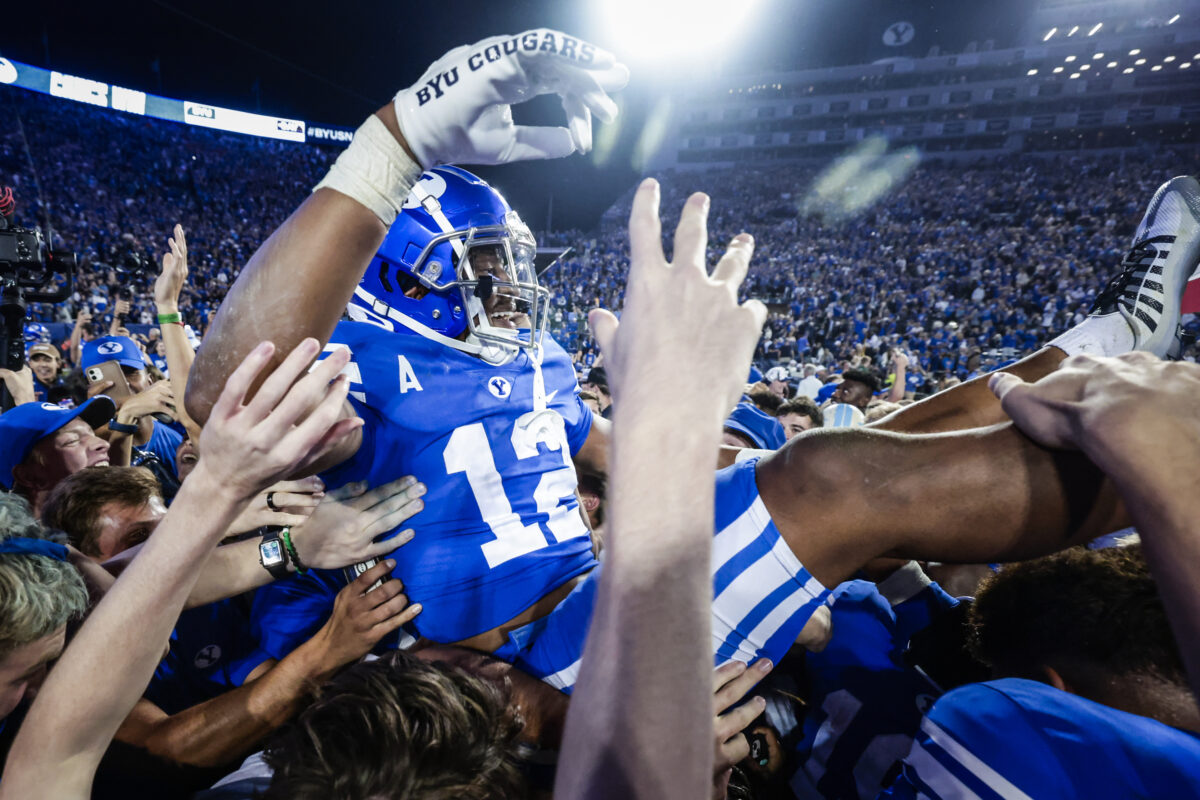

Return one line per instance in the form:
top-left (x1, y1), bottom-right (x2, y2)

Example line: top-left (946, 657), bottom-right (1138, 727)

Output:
top-left (407, 212), bottom-right (549, 354)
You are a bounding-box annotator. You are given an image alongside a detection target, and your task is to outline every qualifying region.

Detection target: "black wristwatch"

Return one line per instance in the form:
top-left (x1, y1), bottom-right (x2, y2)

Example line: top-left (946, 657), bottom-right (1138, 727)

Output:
top-left (259, 530), bottom-right (291, 579)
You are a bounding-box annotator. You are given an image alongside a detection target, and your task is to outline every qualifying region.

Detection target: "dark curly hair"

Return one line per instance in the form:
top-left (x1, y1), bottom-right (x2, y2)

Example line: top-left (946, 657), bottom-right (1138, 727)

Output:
top-left (840, 367), bottom-right (881, 395)
top-left (969, 544), bottom-right (1186, 691)
top-left (263, 651), bottom-right (528, 800)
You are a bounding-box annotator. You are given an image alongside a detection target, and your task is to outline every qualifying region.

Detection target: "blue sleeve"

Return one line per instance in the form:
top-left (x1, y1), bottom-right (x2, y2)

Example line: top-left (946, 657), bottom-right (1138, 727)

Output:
top-left (891, 582), bottom-right (958, 646)
top-left (564, 395), bottom-right (595, 456)
top-left (883, 684), bottom-right (1065, 800)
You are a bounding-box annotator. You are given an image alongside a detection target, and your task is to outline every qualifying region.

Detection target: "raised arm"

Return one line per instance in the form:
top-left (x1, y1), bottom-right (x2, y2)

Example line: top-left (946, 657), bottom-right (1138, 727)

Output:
top-left (555, 181), bottom-right (765, 800)
top-left (154, 224), bottom-right (200, 435)
top-left (0, 339), bottom-right (358, 800)
top-left (186, 29), bottom-right (627, 425)
top-left (68, 309), bottom-right (91, 366)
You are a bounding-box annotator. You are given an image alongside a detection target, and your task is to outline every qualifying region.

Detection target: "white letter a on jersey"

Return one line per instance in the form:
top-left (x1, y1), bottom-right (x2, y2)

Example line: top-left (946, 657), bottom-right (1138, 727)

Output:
top-left (398, 355), bottom-right (424, 394)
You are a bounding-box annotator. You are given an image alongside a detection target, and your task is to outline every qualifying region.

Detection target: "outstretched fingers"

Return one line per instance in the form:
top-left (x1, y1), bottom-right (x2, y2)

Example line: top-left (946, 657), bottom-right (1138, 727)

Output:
top-left (628, 178), bottom-right (664, 272)
top-left (712, 234), bottom-right (755, 289)
top-left (209, 341), bottom-right (276, 423)
top-left (672, 192), bottom-right (711, 272)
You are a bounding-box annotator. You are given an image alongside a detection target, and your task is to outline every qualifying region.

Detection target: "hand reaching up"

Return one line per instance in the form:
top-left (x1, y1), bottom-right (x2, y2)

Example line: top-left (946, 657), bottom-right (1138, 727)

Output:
top-left (194, 338), bottom-right (361, 502)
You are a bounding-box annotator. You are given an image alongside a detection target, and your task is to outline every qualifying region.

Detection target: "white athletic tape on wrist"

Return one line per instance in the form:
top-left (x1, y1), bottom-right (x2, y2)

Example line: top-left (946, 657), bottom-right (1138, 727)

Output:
top-left (734, 447), bottom-right (773, 463)
top-left (313, 115), bottom-right (422, 226)
top-left (875, 560), bottom-right (933, 607)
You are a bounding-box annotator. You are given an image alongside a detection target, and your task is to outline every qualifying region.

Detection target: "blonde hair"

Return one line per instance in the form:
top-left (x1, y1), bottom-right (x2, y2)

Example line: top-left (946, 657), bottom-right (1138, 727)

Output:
top-left (0, 495), bottom-right (88, 656)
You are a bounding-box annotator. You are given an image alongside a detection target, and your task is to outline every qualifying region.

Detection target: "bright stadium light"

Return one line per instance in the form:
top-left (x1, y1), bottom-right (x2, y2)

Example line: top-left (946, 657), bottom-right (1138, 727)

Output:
top-left (1068, 25), bottom-right (1080, 36)
top-left (1088, 23), bottom-right (1103, 36)
top-left (1027, 68), bottom-right (1038, 75)
top-left (1080, 63), bottom-right (1090, 70)
top-left (1169, 14), bottom-right (1180, 24)
top-left (1053, 66), bottom-right (1064, 73)
top-left (1093, 52), bottom-right (1104, 59)
top-left (1065, 55), bottom-right (1077, 62)
top-left (1043, 27), bottom-right (1057, 41)
top-left (1107, 61), bottom-right (1118, 67)
top-left (600, 0), bottom-right (763, 63)
top-left (1165, 55), bottom-right (1177, 62)
top-left (1123, 67), bottom-right (1134, 73)
top-left (1130, 49), bottom-right (1141, 55)
top-left (1183, 62), bottom-right (1193, 69)
top-left (1070, 72), bottom-right (1081, 79)
top-left (1136, 58), bottom-right (1147, 65)
top-left (1152, 65), bottom-right (1163, 71)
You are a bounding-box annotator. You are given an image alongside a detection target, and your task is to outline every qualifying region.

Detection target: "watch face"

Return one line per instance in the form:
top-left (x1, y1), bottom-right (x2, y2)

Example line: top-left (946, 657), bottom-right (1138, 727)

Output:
top-left (261, 539), bottom-right (284, 564)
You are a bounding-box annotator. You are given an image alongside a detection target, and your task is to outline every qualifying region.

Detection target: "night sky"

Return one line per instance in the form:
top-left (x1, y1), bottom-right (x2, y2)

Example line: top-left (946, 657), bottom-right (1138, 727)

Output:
top-left (0, 0), bottom-right (1033, 230)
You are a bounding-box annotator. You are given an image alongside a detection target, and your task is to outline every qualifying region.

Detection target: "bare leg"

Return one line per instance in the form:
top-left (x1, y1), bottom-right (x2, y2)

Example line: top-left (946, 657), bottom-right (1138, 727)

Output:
top-left (757, 421), bottom-right (1127, 588)
top-left (870, 347), bottom-right (1066, 434)
top-left (187, 107), bottom-right (402, 424)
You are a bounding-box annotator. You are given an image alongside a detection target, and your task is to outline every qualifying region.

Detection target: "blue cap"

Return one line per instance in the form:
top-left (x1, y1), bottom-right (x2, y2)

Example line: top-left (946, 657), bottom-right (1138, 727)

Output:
top-left (748, 365), bottom-right (764, 384)
top-left (81, 336), bottom-right (145, 371)
top-left (724, 403), bottom-right (785, 450)
top-left (0, 397), bottom-right (116, 489)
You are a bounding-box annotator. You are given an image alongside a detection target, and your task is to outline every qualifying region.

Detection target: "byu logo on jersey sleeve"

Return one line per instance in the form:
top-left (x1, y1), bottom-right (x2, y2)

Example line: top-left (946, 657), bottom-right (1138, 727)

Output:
top-left (97, 342), bottom-right (123, 355)
top-left (487, 376), bottom-right (512, 399)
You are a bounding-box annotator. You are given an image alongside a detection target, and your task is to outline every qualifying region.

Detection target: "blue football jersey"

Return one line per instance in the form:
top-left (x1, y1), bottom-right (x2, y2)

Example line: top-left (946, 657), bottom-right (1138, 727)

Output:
top-left (791, 579), bottom-right (957, 800)
top-left (289, 321), bottom-right (597, 645)
top-left (883, 678), bottom-right (1200, 799)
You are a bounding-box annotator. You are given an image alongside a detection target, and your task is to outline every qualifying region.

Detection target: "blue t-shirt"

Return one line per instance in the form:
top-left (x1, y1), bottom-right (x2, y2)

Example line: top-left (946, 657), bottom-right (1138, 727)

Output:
top-left (136, 419), bottom-right (183, 479)
top-left (791, 579), bottom-right (957, 800)
top-left (883, 678), bottom-right (1200, 799)
top-left (249, 321), bottom-right (597, 664)
top-left (144, 599), bottom-right (267, 715)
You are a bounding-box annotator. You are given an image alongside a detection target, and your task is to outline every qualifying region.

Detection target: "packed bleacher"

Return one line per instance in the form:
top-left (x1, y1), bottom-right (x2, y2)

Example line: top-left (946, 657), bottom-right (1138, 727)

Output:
top-left (1, 26), bottom-right (1200, 800)
top-left (6, 89), bottom-right (1198, 399)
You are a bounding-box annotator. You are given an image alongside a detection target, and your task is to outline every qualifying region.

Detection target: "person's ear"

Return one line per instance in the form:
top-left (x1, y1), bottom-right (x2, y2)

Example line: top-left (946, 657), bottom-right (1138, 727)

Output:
top-left (12, 461), bottom-right (48, 493)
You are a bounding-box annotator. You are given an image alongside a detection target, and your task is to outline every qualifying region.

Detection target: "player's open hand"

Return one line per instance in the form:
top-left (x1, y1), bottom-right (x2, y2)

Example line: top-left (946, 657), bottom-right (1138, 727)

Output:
top-left (311, 559), bottom-right (422, 670)
top-left (394, 28), bottom-right (629, 168)
top-left (291, 476), bottom-right (427, 570)
top-left (589, 179), bottom-right (766, 425)
top-left (195, 338), bottom-right (363, 501)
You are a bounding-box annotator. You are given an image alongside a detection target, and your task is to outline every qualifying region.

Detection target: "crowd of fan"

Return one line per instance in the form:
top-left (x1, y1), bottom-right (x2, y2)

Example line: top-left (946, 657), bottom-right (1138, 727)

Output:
top-left (5, 90), bottom-right (1197, 406)
top-left (0, 84), bottom-right (1198, 800)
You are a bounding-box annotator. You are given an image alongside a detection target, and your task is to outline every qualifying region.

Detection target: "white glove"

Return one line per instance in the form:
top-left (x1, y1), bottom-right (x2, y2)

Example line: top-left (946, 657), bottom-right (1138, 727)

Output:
top-left (394, 28), bottom-right (630, 168)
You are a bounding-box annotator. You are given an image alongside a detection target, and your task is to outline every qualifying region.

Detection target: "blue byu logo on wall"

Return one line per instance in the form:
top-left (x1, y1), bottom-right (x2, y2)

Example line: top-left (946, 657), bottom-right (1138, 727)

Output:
top-left (883, 21), bottom-right (915, 46)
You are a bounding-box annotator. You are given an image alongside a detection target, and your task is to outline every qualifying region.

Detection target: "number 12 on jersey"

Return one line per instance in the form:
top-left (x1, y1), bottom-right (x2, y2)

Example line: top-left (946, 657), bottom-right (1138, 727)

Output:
top-left (443, 410), bottom-right (590, 568)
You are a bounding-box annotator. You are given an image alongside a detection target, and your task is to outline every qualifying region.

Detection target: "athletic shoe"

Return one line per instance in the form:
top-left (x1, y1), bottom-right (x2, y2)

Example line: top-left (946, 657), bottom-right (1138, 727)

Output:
top-left (1088, 175), bottom-right (1200, 359)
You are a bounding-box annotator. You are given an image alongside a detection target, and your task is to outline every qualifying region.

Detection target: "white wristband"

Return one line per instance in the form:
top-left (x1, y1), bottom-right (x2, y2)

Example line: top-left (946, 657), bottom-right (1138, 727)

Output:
top-left (313, 115), bottom-right (422, 226)
top-left (734, 447), bottom-right (773, 463)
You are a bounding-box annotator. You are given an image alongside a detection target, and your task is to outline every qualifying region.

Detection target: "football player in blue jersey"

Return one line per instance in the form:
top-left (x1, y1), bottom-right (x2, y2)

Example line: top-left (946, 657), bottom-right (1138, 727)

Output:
top-left (188, 29), bottom-right (1200, 693)
top-left (883, 544), bottom-right (1200, 800)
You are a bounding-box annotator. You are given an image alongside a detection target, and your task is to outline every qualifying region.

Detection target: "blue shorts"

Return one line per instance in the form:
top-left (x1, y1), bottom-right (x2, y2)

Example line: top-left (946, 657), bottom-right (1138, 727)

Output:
top-left (500, 458), bottom-right (832, 693)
